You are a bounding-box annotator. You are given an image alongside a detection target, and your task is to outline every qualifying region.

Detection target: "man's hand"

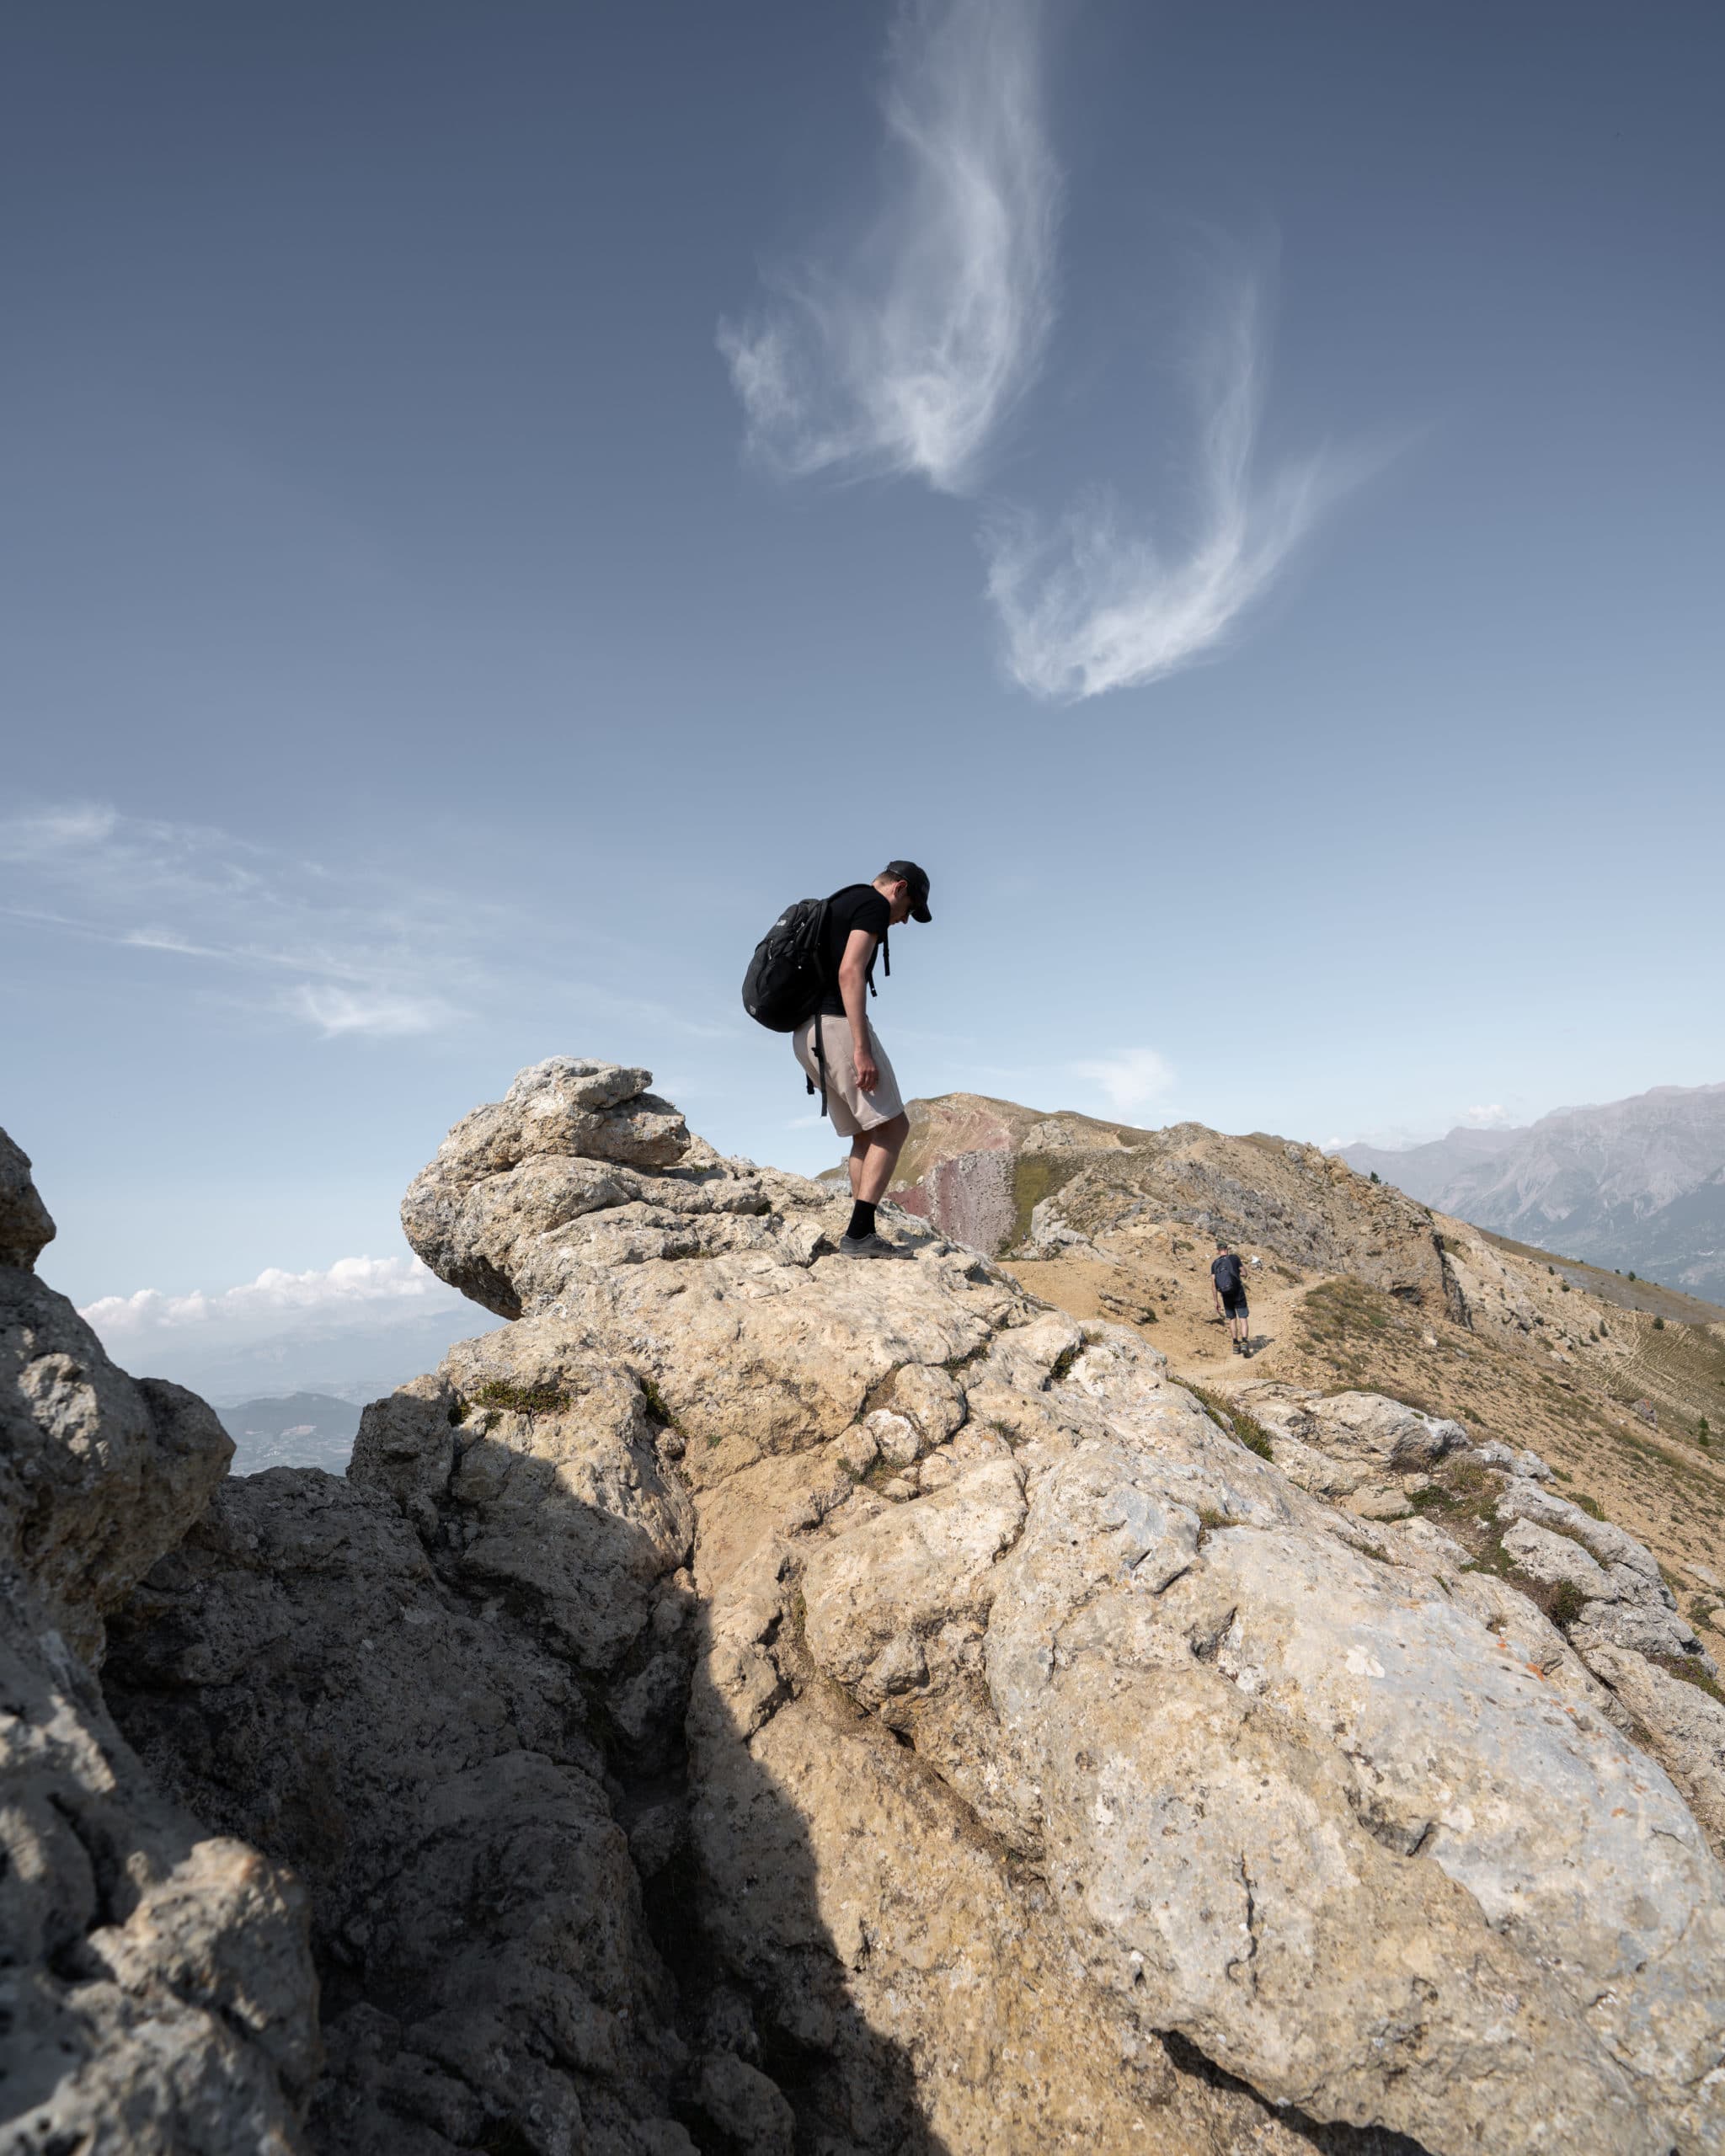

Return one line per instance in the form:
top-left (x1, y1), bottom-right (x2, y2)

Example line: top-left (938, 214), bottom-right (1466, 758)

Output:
top-left (855, 1044), bottom-right (879, 1093)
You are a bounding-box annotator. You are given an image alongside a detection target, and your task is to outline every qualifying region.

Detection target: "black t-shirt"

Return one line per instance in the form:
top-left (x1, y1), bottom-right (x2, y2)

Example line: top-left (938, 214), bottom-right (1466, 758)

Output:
top-left (819, 883), bottom-right (889, 1017)
top-left (1211, 1252), bottom-right (1243, 1298)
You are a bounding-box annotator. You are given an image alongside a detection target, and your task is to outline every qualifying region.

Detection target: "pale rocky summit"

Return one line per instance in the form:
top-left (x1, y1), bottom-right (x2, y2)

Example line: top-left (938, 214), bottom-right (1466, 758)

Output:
top-left (13, 1074), bottom-right (1725, 2154)
top-left (0, 1132), bottom-right (317, 2156)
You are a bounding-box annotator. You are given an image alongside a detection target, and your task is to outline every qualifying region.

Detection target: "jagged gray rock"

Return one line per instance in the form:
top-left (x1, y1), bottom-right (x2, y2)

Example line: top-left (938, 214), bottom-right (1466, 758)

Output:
top-left (0, 1129), bottom-right (56, 1268)
top-left (107, 1465), bottom-right (694, 2156)
top-left (1, 1129), bottom-right (232, 1666)
top-left (0, 1131), bottom-right (316, 2155)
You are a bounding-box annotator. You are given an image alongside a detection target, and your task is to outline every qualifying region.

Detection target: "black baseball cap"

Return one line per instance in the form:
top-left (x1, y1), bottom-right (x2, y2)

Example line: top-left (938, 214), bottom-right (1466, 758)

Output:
top-left (881, 860), bottom-right (932, 922)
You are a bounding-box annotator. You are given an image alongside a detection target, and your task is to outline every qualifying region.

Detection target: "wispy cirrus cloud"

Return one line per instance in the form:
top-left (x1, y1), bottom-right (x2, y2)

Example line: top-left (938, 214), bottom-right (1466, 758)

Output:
top-left (723, 3), bottom-right (1376, 702)
top-left (0, 802), bottom-right (473, 1039)
top-left (0, 800), bottom-right (736, 1047)
top-left (286, 985), bottom-right (457, 1039)
top-left (719, 0), bottom-right (1058, 495)
top-left (1071, 1046), bottom-right (1176, 1118)
top-left (985, 277), bottom-right (1375, 700)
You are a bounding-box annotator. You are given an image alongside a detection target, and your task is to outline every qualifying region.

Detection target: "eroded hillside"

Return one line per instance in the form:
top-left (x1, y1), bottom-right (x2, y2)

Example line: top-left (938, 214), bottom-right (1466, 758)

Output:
top-left (895, 1091), bottom-right (1725, 1643)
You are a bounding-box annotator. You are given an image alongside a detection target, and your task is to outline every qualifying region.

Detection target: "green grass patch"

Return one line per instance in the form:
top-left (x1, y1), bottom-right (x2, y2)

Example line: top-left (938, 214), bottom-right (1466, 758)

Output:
top-left (1008, 1153), bottom-right (1083, 1251)
top-left (1546, 1578), bottom-right (1587, 1628)
top-left (1409, 1454), bottom-right (1499, 1520)
top-left (1184, 1382), bottom-right (1275, 1461)
top-left (636, 1374), bottom-right (688, 1438)
top-left (471, 1378), bottom-right (571, 1417)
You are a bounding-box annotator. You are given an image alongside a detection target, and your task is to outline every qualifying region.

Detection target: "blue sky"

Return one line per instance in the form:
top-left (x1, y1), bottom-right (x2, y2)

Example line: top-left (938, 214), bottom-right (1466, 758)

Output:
top-left (3, 2), bottom-right (1722, 1388)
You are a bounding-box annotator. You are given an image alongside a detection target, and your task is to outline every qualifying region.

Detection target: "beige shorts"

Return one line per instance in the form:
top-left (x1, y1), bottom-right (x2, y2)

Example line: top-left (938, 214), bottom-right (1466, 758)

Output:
top-left (793, 1014), bottom-right (905, 1139)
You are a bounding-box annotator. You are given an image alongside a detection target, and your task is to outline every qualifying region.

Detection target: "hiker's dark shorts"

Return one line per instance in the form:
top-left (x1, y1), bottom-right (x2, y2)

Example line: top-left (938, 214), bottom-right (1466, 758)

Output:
top-left (1221, 1289), bottom-right (1248, 1319)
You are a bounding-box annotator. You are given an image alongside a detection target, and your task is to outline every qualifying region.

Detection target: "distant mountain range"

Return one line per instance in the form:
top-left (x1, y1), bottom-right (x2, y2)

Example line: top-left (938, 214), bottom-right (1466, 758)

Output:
top-left (1340, 1082), bottom-right (1725, 1300)
top-left (216, 1391), bottom-right (362, 1476)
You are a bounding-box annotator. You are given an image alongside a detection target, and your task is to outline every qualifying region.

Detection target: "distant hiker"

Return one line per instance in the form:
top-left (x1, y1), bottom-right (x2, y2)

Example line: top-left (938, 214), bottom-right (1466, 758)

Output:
top-left (1211, 1239), bottom-right (1252, 1355)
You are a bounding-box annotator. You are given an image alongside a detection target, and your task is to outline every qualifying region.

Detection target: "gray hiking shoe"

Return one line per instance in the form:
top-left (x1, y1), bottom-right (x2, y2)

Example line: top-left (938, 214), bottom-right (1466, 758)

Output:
top-left (838, 1231), bottom-right (898, 1259)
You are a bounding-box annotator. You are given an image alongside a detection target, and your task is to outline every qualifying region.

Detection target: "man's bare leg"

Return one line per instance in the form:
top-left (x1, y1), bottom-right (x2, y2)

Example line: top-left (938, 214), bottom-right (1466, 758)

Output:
top-left (852, 1113), bottom-right (909, 1204)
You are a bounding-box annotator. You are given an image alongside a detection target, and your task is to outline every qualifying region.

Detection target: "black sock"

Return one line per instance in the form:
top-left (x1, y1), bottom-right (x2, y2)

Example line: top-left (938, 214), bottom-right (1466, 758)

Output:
top-left (846, 1199), bottom-right (877, 1241)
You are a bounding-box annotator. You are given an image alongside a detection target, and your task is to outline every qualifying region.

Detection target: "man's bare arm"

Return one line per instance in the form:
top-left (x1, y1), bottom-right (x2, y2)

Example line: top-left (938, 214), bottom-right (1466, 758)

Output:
top-left (838, 928), bottom-right (879, 1091)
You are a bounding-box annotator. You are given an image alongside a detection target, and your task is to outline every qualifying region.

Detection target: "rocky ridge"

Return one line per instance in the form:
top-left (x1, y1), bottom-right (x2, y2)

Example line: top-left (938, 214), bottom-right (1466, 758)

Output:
top-left (8, 1070), bottom-right (1725, 2153)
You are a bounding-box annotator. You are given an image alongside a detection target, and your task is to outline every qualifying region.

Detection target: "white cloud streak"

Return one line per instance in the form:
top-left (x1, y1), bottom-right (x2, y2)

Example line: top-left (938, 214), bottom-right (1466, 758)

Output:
top-left (719, 0), bottom-right (1058, 495)
top-left (0, 803), bottom-right (469, 1038)
top-left (1071, 1047), bottom-right (1175, 1117)
top-left (80, 1255), bottom-right (458, 1339)
top-left (0, 800), bottom-right (737, 1048)
top-left (985, 279), bottom-right (1373, 700)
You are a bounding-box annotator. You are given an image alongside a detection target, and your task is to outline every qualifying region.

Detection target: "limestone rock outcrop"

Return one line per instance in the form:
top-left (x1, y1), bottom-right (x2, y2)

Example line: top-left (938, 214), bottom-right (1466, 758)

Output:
top-left (6, 1064), bottom-right (1708, 2155)
top-left (1239, 1380), bottom-right (1725, 1870)
top-left (0, 1131), bottom-right (317, 2155)
top-left (398, 1054), bottom-right (810, 1318)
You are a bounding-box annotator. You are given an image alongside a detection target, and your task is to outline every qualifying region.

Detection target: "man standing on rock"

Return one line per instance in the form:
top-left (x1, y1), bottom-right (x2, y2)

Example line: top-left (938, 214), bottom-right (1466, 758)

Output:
top-left (1210, 1238), bottom-right (1252, 1355)
top-left (793, 862), bottom-right (932, 1258)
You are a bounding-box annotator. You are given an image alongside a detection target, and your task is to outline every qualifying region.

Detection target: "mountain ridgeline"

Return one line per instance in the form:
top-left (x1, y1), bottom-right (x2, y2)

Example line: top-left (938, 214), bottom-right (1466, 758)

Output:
top-left (1340, 1081), bottom-right (1725, 1299)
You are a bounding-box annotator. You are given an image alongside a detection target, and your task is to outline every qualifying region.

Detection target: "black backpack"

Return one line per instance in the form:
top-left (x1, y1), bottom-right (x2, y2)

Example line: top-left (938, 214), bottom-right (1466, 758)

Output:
top-left (742, 893), bottom-right (888, 1118)
top-left (741, 896), bottom-right (831, 1033)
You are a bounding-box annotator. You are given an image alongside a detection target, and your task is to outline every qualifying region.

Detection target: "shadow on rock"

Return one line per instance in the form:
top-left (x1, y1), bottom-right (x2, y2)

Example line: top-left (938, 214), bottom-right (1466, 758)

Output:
top-left (101, 1444), bottom-right (947, 2156)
